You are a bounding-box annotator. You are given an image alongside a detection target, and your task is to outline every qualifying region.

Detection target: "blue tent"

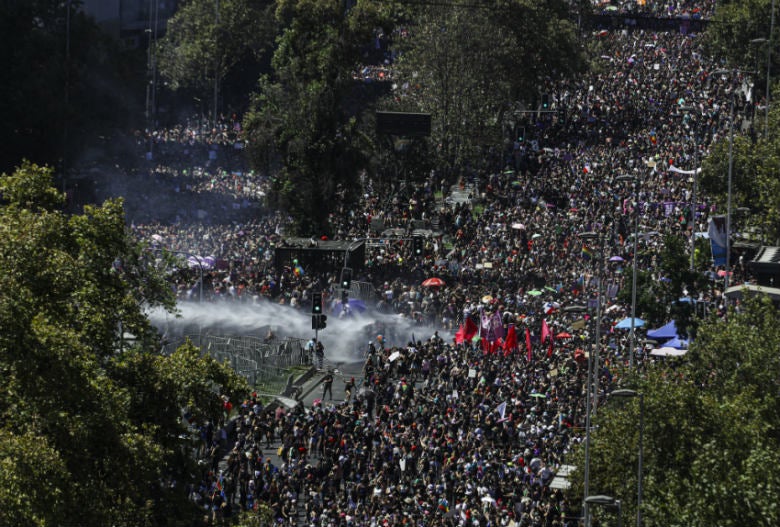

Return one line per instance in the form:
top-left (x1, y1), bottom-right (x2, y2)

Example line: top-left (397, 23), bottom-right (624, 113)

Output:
top-left (665, 336), bottom-right (689, 349)
top-left (646, 320), bottom-right (678, 339)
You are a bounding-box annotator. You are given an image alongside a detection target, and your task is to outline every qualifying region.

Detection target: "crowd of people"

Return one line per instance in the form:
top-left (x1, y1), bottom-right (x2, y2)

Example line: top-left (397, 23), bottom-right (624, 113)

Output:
top-left (210, 334), bottom-right (584, 526)
top-left (84, 5), bottom-right (765, 526)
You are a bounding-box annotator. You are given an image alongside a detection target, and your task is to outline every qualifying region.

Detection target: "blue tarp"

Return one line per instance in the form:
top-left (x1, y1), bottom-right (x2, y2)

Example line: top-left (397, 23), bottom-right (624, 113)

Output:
top-left (647, 320), bottom-right (678, 339)
top-left (665, 336), bottom-right (689, 349)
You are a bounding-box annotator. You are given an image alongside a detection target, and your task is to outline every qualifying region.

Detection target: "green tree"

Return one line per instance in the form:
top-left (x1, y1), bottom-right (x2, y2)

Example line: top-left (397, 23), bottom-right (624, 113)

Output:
top-left (0, 162), bottom-right (248, 526)
top-left (569, 295), bottom-right (780, 527)
top-left (0, 1), bottom-right (145, 174)
top-left (157, 0), bottom-right (278, 111)
top-left (700, 0), bottom-right (780, 244)
top-left (701, 109), bottom-right (780, 243)
top-left (617, 235), bottom-right (708, 336)
top-left (703, 0), bottom-right (777, 91)
top-left (386, 0), bottom-right (585, 177)
top-left (244, 0), bottom-right (384, 235)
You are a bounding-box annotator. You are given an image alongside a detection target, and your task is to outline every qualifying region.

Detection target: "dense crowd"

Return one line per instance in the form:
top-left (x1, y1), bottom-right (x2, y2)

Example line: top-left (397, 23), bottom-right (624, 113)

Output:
top-left (218, 335), bottom-right (586, 527)
top-left (94, 8), bottom-right (761, 526)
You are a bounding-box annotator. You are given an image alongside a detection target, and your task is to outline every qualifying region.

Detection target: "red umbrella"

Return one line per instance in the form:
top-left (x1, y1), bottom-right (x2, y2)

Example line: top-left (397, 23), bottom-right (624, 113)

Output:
top-left (422, 277), bottom-right (445, 287)
top-left (555, 332), bottom-right (573, 339)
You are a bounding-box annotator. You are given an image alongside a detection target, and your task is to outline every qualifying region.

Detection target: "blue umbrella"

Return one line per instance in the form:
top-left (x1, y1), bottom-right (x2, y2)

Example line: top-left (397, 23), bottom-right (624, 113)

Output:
top-left (614, 317), bottom-right (645, 329)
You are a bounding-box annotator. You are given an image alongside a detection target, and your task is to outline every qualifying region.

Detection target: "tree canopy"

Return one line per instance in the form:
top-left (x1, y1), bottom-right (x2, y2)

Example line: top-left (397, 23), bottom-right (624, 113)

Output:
top-left (0, 0), bottom-right (146, 174)
top-left (387, 0), bottom-right (585, 177)
top-left (243, 0), bottom-right (385, 235)
top-left (156, 0), bottom-right (278, 111)
top-left (569, 295), bottom-right (780, 527)
top-left (243, 0), bottom-right (585, 235)
top-left (0, 162), bottom-right (248, 527)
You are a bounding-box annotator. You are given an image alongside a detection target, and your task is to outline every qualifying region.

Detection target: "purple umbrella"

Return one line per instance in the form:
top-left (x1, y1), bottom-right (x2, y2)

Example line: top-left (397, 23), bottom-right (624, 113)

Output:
top-left (609, 255), bottom-right (625, 262)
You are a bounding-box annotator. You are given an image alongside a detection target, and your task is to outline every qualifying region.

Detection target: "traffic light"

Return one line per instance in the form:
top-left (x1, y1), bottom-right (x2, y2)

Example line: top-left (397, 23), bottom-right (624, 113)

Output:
top-left (557, 108), bottom-right (566, 124)
top-left (413, 236), bottom-right (423, 256)
top-left (517, 126), bottom-right (525, 143)
top-left (340, 268), bottom-right (352, 290)
top-left (312, 292), bottom-right (322, 315)
top-left (541, 93), bottom-right (550, 110)
top-left (311, 314), bottom-right (328, 330)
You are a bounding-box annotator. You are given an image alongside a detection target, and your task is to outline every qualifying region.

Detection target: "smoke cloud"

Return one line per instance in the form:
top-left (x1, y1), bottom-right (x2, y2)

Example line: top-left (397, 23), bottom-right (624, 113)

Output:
top-left (147, 301), bottom-right (452, 364)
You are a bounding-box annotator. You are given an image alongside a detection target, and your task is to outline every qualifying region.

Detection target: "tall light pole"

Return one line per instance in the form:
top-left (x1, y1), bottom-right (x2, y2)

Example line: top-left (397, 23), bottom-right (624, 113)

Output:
top-left (213, 0), bottom-right (221, 128)
top-left (579, 230), bottom-right (604, 527)
top-left (611, 389), bottom-right (644, 527)
top-left (616, 175), bottom-right (639, 369)
top-left (713, 69), bottom-right (738, 291)
top-left (726, 88), bottom-right (735, 290)
top-left (759, 0), bottom-right (776, 138)
top-left (677, 105), bottom-right (702, 271)
top-left (767, 0), bottom-right (774, 139)
top-left (747, 2), bottom-right (775, 139)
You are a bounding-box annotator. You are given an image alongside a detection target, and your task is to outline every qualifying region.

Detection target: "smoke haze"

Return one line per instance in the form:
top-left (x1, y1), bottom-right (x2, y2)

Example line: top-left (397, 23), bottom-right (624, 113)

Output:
top-left (148, 301), bottom-right (452, 363)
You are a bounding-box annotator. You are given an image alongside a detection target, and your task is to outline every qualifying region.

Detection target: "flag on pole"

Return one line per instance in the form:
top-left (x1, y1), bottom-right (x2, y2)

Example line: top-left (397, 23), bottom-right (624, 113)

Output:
top-left (708, 215), bottom-right (728, 266)
top-left (503, 324), bottom-right (518, 356)
top-left (581, 245), bottom-right (593, 260)
top-left (455, 316), bottom-right (478, 344)
top-left (541, 319), bottom-right (551, 343)
top-left (525, 327), bottom-right (532, 361)
top-left (496, 401), bottom-right (507, 420)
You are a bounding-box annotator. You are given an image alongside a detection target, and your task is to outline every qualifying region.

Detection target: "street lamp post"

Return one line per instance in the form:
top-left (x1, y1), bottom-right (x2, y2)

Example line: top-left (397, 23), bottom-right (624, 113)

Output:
top-left (749, 0), bottom-right (774, 137)
top-left (616, 175), bottom-right (639, 368)
top-left (213, 0), bottom-right (221, 128)
top-left (579, 231), bottom-right (605, 527)
top-left (586, 495), bottom-right (623, 527)
top-left (580, 231), bottom-right (605, 414)
top-left (610, 389), bottom-right (644, 527)
top-left (677, 106), bottom-right (702, 271)
top-left (752, 1), bottom-right (775, 137)
top-left (767, 0), bottom-right (774, 139)
top-left (713, 69), bottom-right (738, 291)
top-left (726, 89), bottom-right (735, 291)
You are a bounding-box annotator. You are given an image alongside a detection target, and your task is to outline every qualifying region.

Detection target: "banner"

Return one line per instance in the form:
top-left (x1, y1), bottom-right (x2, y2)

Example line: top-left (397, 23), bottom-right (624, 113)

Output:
top-left (708, 216), bottom-right (728, 266)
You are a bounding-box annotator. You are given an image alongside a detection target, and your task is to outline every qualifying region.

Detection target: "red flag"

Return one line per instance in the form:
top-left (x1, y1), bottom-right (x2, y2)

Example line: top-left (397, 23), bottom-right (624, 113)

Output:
top-left (503, 325), bottom-right (518, 356)
top-left (541, 319), bottom-right (551, 343)
top-left (455, 316), bottom-right (478, 344)
top-left (547, 328), bottom-right (555, 358)
top-left (525, 328), bottom-right (532, 361)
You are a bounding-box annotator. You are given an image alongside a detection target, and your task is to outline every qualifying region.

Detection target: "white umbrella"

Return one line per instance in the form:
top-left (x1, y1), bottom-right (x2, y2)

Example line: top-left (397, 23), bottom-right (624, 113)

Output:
top-left (650, 347), bottom-right (687, 357)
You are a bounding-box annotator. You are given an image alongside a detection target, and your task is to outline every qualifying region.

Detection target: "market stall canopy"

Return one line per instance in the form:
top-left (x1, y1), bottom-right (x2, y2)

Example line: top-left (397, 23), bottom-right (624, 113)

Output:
top-left (646, 320), bottom-right (678, 339)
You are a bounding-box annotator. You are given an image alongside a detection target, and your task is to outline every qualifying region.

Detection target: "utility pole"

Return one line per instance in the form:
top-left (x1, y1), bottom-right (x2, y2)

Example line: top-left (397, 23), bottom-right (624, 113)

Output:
top-left (213, 0), bottom-right (220, 129)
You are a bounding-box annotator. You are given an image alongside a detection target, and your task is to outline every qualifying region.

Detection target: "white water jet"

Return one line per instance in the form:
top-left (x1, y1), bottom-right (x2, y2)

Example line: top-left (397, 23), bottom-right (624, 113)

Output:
top-left (147, 301), bottom-right (451, 364)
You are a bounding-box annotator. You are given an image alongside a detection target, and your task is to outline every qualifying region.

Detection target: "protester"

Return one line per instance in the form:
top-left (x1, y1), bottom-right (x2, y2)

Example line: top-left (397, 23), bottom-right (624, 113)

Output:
top-left (110, 8), bottom-right (756, 525)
